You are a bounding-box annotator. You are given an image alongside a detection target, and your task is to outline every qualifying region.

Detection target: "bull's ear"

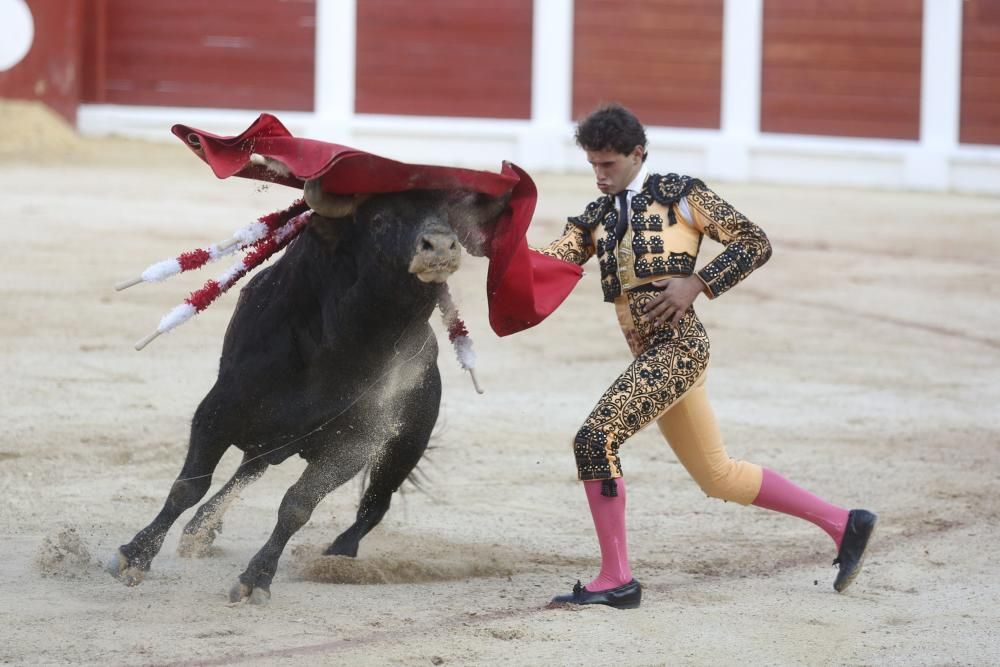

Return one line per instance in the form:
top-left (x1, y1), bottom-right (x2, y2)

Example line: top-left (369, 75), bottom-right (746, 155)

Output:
top-left (445, 190), bottom-right (511, 257)
top-left (304, 179), bottom-right (367, 219)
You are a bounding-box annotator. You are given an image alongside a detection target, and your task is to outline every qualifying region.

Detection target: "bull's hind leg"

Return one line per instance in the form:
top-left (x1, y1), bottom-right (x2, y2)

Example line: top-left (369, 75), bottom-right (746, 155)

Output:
top-left (110, 441), bottom-right (228, 586)
top-left (325, 431), bottom-right (432, 557)
top-left (230, 457), bottom-right (364, 604)
top-left (178, 455), bottom-right (269, 558)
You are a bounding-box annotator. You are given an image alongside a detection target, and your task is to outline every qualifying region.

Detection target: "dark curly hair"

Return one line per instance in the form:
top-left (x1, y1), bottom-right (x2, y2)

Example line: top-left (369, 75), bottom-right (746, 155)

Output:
top-left (575, 103), bottom-right (648, 162)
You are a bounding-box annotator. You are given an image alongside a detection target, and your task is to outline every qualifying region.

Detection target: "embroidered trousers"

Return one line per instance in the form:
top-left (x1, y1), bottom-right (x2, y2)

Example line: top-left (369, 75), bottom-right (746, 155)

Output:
top-left (572, 286), bottom-right (762, 505)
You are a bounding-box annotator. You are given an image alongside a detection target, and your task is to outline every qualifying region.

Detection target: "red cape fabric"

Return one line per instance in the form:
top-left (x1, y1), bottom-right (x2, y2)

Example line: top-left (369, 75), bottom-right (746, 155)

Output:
top-left (172, 113), bottom-right (582, 336)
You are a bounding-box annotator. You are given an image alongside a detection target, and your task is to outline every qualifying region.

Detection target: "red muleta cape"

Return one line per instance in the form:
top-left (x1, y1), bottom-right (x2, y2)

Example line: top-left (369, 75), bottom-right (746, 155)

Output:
top-left (172, 113), bottom-right (581, 336)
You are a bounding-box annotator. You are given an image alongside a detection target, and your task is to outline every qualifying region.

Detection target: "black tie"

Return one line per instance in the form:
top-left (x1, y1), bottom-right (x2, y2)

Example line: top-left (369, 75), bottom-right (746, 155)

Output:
top-left (616, 191), bottom-right (629, 239)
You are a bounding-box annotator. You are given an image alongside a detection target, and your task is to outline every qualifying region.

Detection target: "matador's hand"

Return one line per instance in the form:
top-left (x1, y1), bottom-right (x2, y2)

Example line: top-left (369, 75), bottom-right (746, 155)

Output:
top-left (642, 275), bottom-right (707, 327)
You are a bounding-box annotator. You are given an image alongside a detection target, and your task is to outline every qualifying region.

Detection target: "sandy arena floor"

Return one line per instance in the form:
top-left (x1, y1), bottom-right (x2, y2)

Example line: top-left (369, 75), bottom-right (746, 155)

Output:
top-left (1, 104), bottom-right (999, 665)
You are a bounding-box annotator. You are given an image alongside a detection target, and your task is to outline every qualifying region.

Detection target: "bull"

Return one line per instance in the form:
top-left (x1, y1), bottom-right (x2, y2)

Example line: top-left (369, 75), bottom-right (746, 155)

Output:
top-left (109, 181), bottom-right (505, 603)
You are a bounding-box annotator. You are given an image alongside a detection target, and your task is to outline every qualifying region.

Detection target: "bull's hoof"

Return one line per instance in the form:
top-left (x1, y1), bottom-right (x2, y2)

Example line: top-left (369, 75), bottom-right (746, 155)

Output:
top-left (228, 580), bottom-right (270, 605)
top-left (323, 539), bottom-right (358, 558)
top-left (106, 549), bottom-right (147, 587)
top-left (178, 516), bottom-right (223, 558)
top-left (177, 530), bottom-right (218, 558)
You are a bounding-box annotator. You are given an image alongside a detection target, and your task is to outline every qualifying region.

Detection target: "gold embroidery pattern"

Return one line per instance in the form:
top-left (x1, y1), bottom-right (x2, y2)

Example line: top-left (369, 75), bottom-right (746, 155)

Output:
top-left (573, 295), bottom-right (710, 481)
top-left (687, 184), bottom-right (772, 298)
top-left (623, 289), bottom-right (663, 353)
top-left (540, 222), bottom-right (592, 266)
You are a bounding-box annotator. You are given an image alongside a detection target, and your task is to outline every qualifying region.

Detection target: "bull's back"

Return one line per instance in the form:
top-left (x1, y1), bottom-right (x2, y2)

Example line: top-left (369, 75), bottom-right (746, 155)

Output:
top-left (218, 238), bottom-right (330, 372)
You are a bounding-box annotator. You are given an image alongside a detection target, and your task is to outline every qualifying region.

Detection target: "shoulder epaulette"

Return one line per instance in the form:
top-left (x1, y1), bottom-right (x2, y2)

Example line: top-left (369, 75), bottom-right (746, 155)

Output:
top-left (647, 173), bottom-right (704, 206)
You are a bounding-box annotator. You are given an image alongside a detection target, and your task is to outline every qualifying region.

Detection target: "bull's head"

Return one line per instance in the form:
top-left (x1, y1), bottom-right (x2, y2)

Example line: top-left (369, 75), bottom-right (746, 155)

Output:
top-left (120, 169), bottom-right (510, 351)
top-left (304, 179), bottom-right (509, 284)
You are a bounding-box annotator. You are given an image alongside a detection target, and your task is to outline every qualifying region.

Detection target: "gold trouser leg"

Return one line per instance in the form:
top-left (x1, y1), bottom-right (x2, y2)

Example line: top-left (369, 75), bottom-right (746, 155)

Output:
top-left (655, 384), bottom-right (763, 505)
top-left (573, 291), bottom-right (710, 481)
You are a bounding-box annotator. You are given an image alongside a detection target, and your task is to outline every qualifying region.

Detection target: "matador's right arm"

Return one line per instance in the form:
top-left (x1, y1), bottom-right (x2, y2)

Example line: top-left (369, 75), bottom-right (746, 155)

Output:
top-left (537, 221), bottom-right (595, 266)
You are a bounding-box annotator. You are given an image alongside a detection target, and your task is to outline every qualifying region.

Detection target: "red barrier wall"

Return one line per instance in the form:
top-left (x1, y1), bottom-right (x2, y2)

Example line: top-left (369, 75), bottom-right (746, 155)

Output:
top-left (80, 0), bottom-right (316, 111)
top-left (760, 0), bottom-right (923, 140)
top-left (960, 0), bottom-right (1000, 146)
top-left (572, 0), bottom-right (724, 129)
top-left (354, 0), bottom-right (533, 119)
top-left (0, 0), bottom-right (84, 123)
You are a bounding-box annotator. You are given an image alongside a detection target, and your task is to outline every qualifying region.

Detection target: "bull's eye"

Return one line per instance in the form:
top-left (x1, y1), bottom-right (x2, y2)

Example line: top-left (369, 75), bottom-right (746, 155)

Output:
top-left (421, 239), bottom-right (434, 251)
top-left (450, 241), bottom-right (457, 250)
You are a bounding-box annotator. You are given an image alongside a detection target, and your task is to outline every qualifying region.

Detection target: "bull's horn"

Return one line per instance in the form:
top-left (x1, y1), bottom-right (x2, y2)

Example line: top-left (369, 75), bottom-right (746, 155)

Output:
top-left (303, 179), bottom-right (364, 219)
top-left (250, 153), bottom-right (292, 177)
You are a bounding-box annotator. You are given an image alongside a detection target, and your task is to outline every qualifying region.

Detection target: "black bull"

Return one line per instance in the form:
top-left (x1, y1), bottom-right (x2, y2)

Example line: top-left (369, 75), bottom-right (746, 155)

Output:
top-left (110, 187), bottom-right (506, 603)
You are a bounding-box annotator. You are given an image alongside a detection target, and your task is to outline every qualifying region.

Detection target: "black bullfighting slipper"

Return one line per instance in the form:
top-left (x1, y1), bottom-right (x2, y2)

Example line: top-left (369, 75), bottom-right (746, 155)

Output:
top-left (833, 509), bottom-right (878, 592)
top-left (549, 579), bottom-right (642, 609)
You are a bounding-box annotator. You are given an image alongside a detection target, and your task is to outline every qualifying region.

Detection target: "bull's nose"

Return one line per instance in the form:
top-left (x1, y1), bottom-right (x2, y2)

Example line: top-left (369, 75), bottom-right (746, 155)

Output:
top-left (419, 233), bottom-right (459, 255)
top-left (409, 230), bottom-right (461, 282)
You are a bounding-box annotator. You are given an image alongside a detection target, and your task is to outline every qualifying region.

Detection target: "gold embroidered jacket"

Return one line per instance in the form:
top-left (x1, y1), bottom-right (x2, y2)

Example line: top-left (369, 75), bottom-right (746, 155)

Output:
top-left (542, 173), bottom-right (772, 302)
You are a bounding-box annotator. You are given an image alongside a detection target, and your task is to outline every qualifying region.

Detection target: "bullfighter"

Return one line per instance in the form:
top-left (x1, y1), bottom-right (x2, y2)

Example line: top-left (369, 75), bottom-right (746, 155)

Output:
top-left (535, 104), bottom-right (877, 609)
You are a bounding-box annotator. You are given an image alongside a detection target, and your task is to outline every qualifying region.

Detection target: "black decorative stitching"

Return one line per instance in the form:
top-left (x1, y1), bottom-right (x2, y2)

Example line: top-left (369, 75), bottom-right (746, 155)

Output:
top-left (648, 173), bottom-right (704, 205)
top-left (634, 256), bottom-right (667, 278)
top-left (666, 251), bottom-right (696, 274)
top-left (566, 197), bottom-right (610, 231)
top-left (631, 212), bottom-right (663, 232)
top-left (632, 233), bottom-right (664, 256)
top-left (574, 426), bottom-right (615, 480)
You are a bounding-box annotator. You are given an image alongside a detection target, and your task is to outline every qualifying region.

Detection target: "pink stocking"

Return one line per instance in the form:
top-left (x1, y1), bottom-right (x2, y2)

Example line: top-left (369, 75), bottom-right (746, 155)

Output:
top-left (752, 468), bottom-right (849, 546)
top-left (583, 478), bottom-right (633, 591)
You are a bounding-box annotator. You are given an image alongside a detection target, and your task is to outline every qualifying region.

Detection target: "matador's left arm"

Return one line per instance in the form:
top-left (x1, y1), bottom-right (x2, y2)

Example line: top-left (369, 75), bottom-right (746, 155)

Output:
top-left (683, 183), bottom-right (772, 298)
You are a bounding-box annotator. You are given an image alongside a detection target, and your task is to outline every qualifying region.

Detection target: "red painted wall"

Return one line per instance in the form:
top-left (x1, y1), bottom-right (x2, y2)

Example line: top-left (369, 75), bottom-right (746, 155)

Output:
top-left (354, 0), bottom-right (533, 119)
top-left (80, 0), bottom-right (316, 111)
top-left (572, 0), bottom-right (724, 129)
top-left (960, 0), bottom-right (1000, 146)
top-left (0, 0), bottom-right (84, 123)
top-left (760, 0), bottom-right (923, 140)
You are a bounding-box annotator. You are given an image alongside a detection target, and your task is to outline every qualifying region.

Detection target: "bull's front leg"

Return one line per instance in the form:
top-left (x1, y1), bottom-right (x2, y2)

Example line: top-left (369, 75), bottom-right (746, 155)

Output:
top-left (109, 442), bottom-right (227, 586)
top-left (328, 367), bottom-right (440, 557)
top-left (230, 457), bottom-right (363, 604)
top-left (326, 433), bottom-right (432, 558)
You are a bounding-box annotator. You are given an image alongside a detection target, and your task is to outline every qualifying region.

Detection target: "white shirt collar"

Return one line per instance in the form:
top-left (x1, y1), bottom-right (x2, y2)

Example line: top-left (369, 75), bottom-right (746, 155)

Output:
top-left (623, 165), bottom-right (648, 198)
top-left (614, 165), bottom-right (648, 212)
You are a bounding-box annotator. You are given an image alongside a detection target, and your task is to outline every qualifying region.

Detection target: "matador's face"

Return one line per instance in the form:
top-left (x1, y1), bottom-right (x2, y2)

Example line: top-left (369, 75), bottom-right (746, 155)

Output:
top-left (585, 146), bottom-right (644, 196)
